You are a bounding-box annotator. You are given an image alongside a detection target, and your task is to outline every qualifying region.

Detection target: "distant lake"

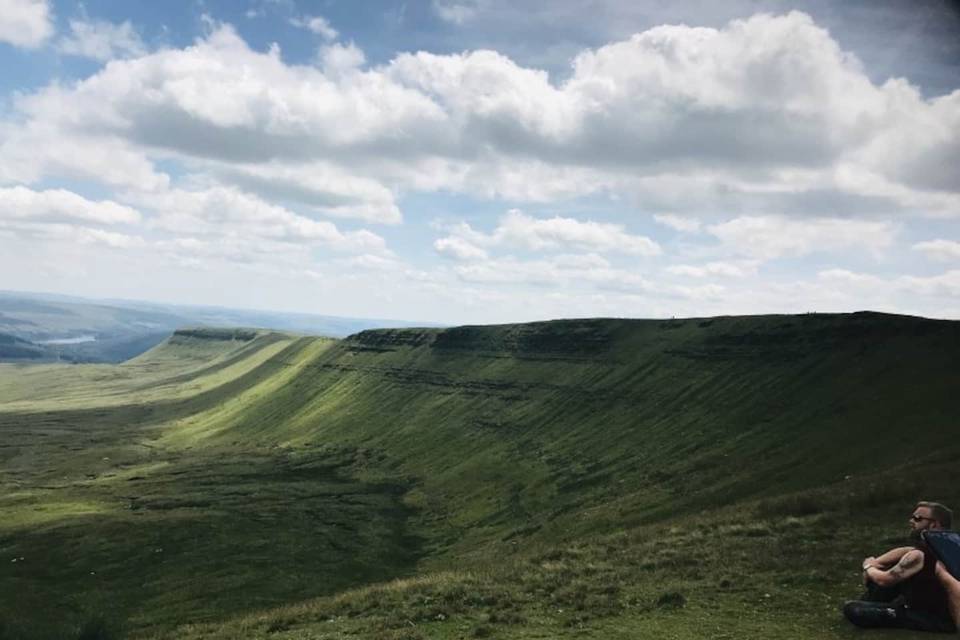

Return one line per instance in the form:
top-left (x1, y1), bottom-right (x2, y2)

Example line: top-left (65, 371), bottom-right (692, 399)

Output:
top-left (39, 336), bottom-right (97, 345)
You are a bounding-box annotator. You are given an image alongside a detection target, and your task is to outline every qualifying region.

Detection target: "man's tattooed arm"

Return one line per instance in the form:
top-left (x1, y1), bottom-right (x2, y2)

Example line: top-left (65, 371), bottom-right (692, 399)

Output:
top-left (887, 552), bottom-right (922, 581)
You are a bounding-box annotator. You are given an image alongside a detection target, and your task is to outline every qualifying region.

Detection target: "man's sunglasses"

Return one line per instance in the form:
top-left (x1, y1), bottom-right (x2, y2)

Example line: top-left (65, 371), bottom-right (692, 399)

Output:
top-left (911, 514), bottom-right (935, 523)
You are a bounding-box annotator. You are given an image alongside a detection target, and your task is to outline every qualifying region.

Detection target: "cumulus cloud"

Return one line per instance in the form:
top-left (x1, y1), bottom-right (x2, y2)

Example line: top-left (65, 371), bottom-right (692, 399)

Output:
top-left (340, 254), bottom-right (404, 271)
top-left (75, 227), bottom-right (145, 248)
top-left (0, 116), bottom-right (169, 191)
top-left (3, 10), bottom-right (959, 323)
top-left (290, 15), bottom-right (338, 40)
top-left (438, 209), bottom-right (660, 257)
top-left (432, 1), bottom-right (483, 25)
top-left (57, 19), bottom-right (146, 61)
top-left (157, 236), bottom-right (279, 266)
top-left (0, 186), bottom-right (146, 255)
top-left (319, 41), bottom-right (365, 75)
top-left (820, 268), bottom-right (960, 299)
top-left (896, 270), bottom-right (960, 298)
top-left (4, 12), bottom-right (959, 221)
top-left (449, 252), bottom-right (734, 303)
top-left (434, 236), bottom-right (488, 261)
top-left (707, 216), bottom-right (896, 260)
top-left (2, 221), bottom-right (144, 248)
top-left (913, 239), bottom-right (960, 262)
top-left (0, 186), bottom-right (141, 224)
top-left (818, 268), bottom-right (884, 287)
top-left (454, 254), bottom-right (654, 292)
top-left (654, 214), bottom-right (702, 233)
top-left (0, 0), bottom-right (53, 48)
top-left (214, 162), bottom-right (400, 224)
top-left (493, 210), bottom-right (661, 254)
top-left (666, 260), bottom-right (759, 278)
top-left (128, 185), bottom-right (387, 254)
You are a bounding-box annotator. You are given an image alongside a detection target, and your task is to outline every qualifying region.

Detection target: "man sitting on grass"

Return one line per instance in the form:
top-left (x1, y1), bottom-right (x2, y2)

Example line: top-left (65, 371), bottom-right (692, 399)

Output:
top-left (842, 501), bottom-right (956, 633)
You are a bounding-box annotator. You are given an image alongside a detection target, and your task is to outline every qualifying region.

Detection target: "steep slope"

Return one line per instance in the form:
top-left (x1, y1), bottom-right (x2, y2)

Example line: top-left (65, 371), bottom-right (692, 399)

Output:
top-left (173, 312), bottom-right (960, 555)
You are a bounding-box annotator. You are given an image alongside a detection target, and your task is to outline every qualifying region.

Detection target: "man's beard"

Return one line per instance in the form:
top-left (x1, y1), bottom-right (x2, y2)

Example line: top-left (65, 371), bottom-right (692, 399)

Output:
top-left (910, 529), bottom-right (925, 545)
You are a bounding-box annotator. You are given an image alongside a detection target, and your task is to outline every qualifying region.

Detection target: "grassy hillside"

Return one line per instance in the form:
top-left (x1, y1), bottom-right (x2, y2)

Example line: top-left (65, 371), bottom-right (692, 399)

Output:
top-left (0, 312), bottom-right (957, 639)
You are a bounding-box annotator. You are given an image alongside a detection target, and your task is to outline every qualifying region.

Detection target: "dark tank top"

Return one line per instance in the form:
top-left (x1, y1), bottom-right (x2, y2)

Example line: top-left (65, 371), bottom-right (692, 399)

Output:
top-left (903, 545), bottom-right (951, 619)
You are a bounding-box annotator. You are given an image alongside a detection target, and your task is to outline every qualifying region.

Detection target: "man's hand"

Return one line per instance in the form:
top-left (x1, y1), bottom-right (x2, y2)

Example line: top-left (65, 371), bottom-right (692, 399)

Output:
top-left (862, 556), bottom-right (878, 571)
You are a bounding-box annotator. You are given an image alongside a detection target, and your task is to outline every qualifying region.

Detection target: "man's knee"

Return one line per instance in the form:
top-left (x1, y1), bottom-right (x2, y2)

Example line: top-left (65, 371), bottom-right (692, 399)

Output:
top-left (843, 600), bottom-right (898, 628)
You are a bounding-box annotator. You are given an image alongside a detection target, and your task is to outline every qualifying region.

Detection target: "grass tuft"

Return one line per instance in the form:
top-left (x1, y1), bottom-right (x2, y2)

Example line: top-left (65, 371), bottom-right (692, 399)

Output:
top-left (655, 591), bottom-right (687, 609)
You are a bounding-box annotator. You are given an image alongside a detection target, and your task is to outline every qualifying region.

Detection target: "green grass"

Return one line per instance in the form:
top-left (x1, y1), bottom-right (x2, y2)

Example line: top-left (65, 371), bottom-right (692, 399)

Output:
top-left (0, 312), bottom-right (957, 639)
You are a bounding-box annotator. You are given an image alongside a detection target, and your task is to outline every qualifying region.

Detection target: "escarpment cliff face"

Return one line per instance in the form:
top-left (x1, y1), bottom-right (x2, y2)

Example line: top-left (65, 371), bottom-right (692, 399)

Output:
top-left (188, 313), bottom-right (959, 555)
top-left (353, 318), bottom-right (618, 357)
top-left (346, 318), bottom-right (609, 353)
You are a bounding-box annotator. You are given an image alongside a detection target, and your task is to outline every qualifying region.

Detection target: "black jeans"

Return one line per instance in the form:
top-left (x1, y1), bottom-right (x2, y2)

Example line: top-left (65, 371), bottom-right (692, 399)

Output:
top-left (842, 600), bottom-right (956, 633)
top-left (844, 581), bottom-right (955, 633)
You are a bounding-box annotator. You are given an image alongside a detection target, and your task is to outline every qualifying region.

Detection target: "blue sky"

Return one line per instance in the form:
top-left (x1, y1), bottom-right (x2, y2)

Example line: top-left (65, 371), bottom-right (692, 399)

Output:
top-left (0, 0), bottom-right (958, 323)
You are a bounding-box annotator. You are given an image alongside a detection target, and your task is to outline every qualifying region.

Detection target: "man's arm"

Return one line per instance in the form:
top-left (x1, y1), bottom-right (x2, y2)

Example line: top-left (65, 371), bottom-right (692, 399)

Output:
top-left (863, 546), bottom-right (915, 571)
top-left (864, 549), bottom-right (925, 587)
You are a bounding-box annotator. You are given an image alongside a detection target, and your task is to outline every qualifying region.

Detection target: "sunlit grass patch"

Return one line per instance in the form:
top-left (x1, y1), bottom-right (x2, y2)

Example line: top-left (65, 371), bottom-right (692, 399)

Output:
top-left (0, 499), bottom-right (109, 531)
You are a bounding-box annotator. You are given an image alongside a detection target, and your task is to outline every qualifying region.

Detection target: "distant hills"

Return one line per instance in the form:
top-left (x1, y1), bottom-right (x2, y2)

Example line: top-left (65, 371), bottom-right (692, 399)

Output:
top-left (0, 290), bottom-right (435, 363)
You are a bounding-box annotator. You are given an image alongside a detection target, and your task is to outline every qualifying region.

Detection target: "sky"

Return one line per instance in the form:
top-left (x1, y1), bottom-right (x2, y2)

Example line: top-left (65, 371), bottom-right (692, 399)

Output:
top-left (0, 0), bottom-right (958, 324)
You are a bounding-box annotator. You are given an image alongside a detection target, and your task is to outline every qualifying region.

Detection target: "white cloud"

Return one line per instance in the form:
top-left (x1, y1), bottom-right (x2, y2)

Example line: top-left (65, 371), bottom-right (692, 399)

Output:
top-left (454, 255), bottom-right (654, 292)
top-left (494, 210), bottom-right (661, 255)
top-left (0, 220), bottom-right (144, 249)
top-left (157, 235), bottom-right (284, 266)
top-left (129, 185), bottom-right (386, 254)
top-left (0, 116), bottom-right (169, 191)
top-left (0, 186), bottom-right (141, 224)
top-left (76, 228), bottom-right (145, 248)
top-left (57, 19), bottom-right (146, 61)
top-left (6, 13), bottom-right (960, 221)
top-left (673, 283), bottom-right (726, 301)
top-left (448, 252), bottom-right (736, 304)
top-left (319, 41), bottom-right (366, 76)
top-left (434, 236), bottom-right (488, 261)
top-left (439, 209), bottom-right (661, 257)
top-left (0, 0), bottom-right (53, 48)
top-left (896, 270), bottom-right (960, 298)
top-left (215, 162), bottom-right (400, 224)
top-left (340, 254), bottom-right (403, 271)
top-left (3, 10), bottom-right (959, 325)
top-left (654, 214), bottom-right (702, 233)
top-left (708, 216), bottom-right (896, 260)
top-left (666, 260), bottom-right (758, 278)
top-left (817, 268), bottom-right (884, 287)
top-left (913, 239), bottom-right (960, 262)
top-left (290, 15), bottom-right (338, 40)
top-left (820, 267), bottom-right (960, 299)
top-left (432, 1), bottom-right (482, 24)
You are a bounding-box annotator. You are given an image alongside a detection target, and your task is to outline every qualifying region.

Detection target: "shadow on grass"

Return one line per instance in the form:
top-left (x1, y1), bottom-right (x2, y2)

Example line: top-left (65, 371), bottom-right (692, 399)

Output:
top-left (1, 446), bottom-right (424, 637)
top-left (0, 613), bottom-right (123, 640)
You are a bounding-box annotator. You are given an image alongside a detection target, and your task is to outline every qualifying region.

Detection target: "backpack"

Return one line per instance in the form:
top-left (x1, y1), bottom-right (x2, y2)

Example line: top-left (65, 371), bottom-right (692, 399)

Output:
top-left (923, 530), bottom-right (960, 580)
